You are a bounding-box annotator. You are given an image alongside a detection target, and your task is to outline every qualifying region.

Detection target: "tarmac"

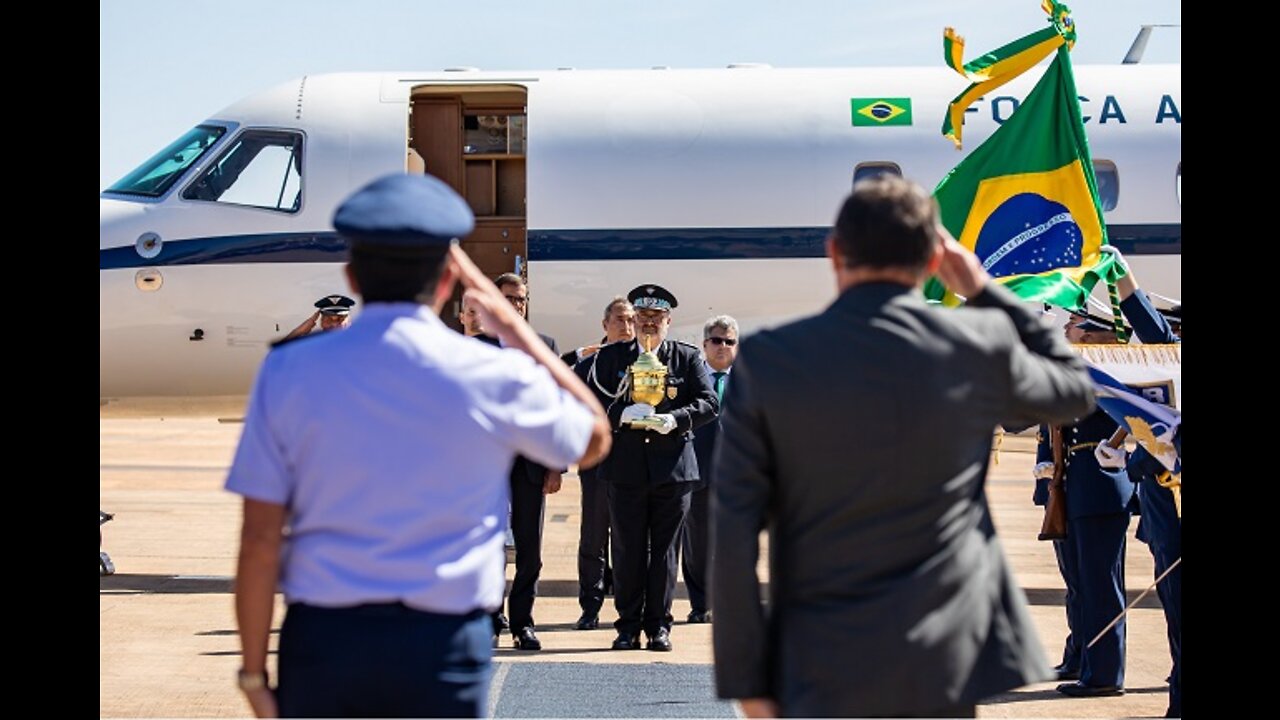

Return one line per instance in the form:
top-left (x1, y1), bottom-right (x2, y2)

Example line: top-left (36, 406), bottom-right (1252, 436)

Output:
top-left (101, 417), bottom-right (1175, 718)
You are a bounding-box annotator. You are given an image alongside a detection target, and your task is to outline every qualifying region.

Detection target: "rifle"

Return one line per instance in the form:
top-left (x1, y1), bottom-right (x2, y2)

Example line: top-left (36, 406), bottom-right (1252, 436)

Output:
top-left (1038, 426), bottom-right (1068, 541)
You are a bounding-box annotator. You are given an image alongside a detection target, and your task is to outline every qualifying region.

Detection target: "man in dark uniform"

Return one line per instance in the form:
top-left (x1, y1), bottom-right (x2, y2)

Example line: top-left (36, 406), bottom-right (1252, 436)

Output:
top-left (1032, 424), bottom-right (1082, 681)
top-left (280, 294), bottom-right (356, 341)
top-left (1041, 312), bottom-right (1136, 698)
top-left (591, 284), bottom-right (718, 651)
top-left (1107, 247), bottom-right (1182, 717)
top-left (490, 272), bottom-right (562, 651)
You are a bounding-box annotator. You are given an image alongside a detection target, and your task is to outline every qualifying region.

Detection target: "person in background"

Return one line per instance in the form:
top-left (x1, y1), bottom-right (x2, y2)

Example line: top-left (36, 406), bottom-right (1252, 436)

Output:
top-left (680, 314), bottom-right (739, 625)
top-left (571, 296), bottom-right (637, 629)
top-left (280, 295), bottom-right (356, 342)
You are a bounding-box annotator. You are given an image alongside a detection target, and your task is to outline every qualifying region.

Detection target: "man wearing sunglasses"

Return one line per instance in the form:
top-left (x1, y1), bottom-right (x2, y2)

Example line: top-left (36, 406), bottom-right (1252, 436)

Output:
top-left (489, 272), bottom-right (564, 652)
top-left (590, 283), bottom-right (719, 652)
top-left (681, 315), bottom-right (739, 625)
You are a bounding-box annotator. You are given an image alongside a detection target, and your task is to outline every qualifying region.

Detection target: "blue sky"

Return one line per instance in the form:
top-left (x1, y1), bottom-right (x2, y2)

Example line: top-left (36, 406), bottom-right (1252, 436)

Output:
top-left (100, 0), bottom-right (1179, 190)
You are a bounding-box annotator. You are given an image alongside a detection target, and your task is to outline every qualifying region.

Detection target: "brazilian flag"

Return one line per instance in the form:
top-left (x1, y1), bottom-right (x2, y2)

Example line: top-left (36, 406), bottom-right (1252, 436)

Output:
top-left (927, 42), bottom-right (1120, 309)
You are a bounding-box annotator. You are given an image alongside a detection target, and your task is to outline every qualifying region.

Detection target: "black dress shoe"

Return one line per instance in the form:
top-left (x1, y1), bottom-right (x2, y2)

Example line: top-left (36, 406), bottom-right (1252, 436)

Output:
top-left (1056, 682), bottom-right (1124, 697)
top-left (1052, 663), bottom-right (1080, 681)
top-left (573, 614), bottom-right (600, 630)
top-left (494, 612), bottom-right (510, 631)
top-left (513, 627), bottom-right (542, 651)
top-left (611, 632), bottom-right (641, 650)
top-left (646, 628), bottom-right (673, 652)
top-left (686, 610), bottom-right (712, 624)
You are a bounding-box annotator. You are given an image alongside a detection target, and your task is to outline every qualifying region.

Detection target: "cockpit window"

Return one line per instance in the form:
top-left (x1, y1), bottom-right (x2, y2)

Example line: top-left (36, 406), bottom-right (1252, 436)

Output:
top-left (106, 125), bottom-right (226, 197)
top-left (182, 130), bottom-right (303, 212)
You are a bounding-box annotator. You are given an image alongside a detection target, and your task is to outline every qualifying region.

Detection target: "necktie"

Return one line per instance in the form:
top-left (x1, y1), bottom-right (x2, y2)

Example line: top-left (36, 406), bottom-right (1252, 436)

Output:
top-left (713, 371), bottom-right (726, 403)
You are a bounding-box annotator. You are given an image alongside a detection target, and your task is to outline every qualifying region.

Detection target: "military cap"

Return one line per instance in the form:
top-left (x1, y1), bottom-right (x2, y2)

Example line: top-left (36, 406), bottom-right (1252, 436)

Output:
top-left (333, 173), bottom-right (475, 248)
top-left (314, 294), bottom-right (356, 316)
top-left (628, 284), bottom-right (679, 311)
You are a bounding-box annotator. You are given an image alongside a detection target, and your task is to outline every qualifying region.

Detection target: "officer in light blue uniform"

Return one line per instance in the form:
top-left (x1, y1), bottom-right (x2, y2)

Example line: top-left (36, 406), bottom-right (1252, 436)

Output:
top-left (225, 173), bottom-right (599, 718)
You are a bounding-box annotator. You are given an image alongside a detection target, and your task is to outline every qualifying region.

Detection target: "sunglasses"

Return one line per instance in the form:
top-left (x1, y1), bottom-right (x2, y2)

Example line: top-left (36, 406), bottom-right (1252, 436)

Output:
top-left (705, 337), bottom-right (737, 347)
top-left (503, 295), bottom-right (529, 307)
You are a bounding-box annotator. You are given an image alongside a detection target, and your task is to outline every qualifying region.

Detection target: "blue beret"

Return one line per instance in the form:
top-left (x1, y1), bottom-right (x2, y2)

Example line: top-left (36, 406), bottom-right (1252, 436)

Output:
top-left (333, 173), bottom-right (474, 248)
top-left (628, 284), bottom-right (678, 311)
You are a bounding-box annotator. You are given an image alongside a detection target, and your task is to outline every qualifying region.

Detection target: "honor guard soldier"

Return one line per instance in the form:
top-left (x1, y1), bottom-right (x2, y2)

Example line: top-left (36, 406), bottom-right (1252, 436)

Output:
top-left (280, 294), bottom-right (356, 342)
top-left (226, 173), bottom-right (609, 718)
top-left (589, 284), bottom-right (718, 651)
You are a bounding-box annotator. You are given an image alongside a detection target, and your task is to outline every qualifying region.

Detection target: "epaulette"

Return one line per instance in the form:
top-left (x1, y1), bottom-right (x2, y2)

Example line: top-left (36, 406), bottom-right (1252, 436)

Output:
top-left (270, 331), bottom-right (326, 350)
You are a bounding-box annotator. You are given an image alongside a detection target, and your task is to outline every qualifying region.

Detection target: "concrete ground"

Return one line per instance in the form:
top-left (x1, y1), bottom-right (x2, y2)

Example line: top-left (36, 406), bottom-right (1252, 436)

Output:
top-left (101, 418), bottom-right (1174, 717)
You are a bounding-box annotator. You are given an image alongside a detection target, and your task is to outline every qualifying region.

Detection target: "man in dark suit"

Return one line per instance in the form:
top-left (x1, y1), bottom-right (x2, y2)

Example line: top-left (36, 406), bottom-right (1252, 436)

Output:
top-left (490, 273), bottom-right (563, 651)
top-left (592, 284), bottom-right (719, 652)
top-left (711, 176), bottom-right (1095, 718)
top-left (570, 297), bottom-right (636, 630)
top-left (681, 314), bottom-right (739, 624)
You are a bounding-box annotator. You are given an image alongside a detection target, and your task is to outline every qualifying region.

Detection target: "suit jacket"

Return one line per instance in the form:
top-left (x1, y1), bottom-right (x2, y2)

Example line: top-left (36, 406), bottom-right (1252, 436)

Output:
top-left (477, 331), bottom-right (562, 486)
top-left (693, 364), bottom-right (728, 489)
top-left (711, 282), bottom-right (1094, 717)
top-left (591, 338), bottom-right (719, 486)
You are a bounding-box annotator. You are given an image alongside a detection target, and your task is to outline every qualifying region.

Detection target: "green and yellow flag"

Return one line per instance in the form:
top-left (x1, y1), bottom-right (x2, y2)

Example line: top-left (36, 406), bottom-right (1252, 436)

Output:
top-left (927, 3), bottom-right (1119, 310)
top-left (942, 0), bottom-right (1076, 148)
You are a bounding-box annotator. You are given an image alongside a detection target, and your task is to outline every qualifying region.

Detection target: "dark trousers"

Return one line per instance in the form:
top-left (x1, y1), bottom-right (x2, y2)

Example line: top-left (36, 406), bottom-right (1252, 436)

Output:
top-left (1067, 512), bottom-right (1129, 688)
top-left (1141, 476), bottom-right (1181, 716)
top-left (506, 470), bottom-right (546, 632)
top-left (1053, 537), bottom-right (1081, 671)
top-left (608, 480), bottom-right (692, 636)
top-left (679, 485), bottom-right (710, 613)
top-left (277, 603), bottom-right (492, 718)
top-left (577, 465), bottom-right (611, 617)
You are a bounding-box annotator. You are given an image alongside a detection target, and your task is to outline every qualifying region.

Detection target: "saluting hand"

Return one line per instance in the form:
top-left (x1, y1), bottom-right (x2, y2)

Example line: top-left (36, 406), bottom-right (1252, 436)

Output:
top-left (936, 231), bottom-right (990, 300)
top-left (448, 246), bottom-right (528, 343)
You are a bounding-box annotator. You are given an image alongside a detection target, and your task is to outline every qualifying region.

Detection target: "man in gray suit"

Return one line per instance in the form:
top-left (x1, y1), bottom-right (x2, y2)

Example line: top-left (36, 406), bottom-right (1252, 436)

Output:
top-left (711, 176), bottom-right (1095, 718)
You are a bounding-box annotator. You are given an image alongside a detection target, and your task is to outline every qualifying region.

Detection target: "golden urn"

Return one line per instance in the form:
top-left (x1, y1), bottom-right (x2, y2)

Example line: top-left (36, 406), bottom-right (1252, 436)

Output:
top-left (626, 334), bottom-right (668, 426)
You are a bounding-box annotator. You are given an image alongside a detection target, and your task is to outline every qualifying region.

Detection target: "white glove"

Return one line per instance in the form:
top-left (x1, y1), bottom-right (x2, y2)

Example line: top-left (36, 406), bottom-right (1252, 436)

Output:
top-left (651, 414), bottom-right (677, 434)
top-left (1033, 462), bottom-right (1054, 480)
top-left (1099, 245), bottom-right (1130, 274)
top-left (620, 403), bottom-right (654, 424)
top-left (1094, 443), bottom-right (1127, 470)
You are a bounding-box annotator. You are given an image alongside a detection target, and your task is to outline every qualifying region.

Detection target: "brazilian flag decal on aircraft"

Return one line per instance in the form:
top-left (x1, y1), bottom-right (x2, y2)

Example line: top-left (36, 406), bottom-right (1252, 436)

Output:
top-left (851, 98), bottom-right (913, 126)
top-left (927, 7), bottom-right (1119, 310)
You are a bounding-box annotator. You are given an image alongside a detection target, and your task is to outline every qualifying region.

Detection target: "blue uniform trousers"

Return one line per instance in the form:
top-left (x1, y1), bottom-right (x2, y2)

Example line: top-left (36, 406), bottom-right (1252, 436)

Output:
top-left (1067, 512), bottom-right (1130, 689)
top-left (277, 603), bottom-right (492, 718)
top-left (1052, 537), bottom-right (1082, 672)
top-left (1140, 475), bottom-right (1181, 716)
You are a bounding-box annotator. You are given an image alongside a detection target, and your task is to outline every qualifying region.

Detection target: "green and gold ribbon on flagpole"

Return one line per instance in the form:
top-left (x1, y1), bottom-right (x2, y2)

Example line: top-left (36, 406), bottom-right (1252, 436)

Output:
top-left (942, 1), bottom-right (1078, 149)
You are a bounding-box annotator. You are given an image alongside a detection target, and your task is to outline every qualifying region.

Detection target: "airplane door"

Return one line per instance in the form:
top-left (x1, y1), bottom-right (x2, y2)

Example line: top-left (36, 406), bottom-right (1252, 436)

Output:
top-left (410, 87), bottom-right (528, 330)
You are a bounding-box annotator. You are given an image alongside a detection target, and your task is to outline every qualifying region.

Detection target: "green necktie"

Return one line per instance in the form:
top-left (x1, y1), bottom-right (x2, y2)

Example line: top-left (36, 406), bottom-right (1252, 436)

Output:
top-left (713, 371), bottom-right (726, 403)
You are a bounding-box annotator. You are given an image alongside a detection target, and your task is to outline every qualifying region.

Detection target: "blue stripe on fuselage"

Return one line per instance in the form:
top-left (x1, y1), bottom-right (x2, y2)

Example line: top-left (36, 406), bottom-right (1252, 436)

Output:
top-left (99, 224), bottom-right (1179, 269)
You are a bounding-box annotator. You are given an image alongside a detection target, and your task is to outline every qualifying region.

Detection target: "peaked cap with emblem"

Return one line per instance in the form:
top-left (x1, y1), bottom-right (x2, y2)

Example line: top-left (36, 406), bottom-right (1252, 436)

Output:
top-left (627, 284), bottom-right (679, 311)
top-left (333, 173), bottom-right (475, 249)
top-left (314, 294), bottom-right (356, 316)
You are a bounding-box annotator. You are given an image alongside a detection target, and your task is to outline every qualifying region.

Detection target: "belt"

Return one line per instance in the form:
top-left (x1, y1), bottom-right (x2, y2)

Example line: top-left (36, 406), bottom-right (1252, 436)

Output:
top-left (1068, 442), bottom-right (1099, 454)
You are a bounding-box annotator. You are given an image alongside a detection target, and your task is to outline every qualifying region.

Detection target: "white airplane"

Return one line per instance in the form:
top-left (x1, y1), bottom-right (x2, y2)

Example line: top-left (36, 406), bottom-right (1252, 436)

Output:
top-left (100, 63), bottom-right (1180, 403)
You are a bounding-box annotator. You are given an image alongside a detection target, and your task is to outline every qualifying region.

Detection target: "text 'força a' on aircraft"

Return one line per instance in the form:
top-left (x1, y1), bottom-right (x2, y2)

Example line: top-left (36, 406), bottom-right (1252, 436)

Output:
top-left (101, 61), bottom-right (1180, 407)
